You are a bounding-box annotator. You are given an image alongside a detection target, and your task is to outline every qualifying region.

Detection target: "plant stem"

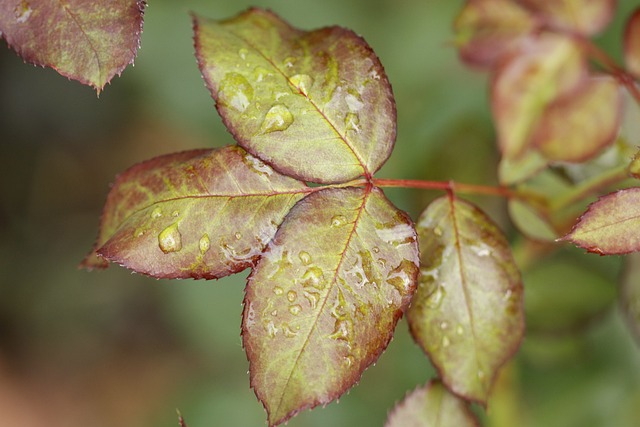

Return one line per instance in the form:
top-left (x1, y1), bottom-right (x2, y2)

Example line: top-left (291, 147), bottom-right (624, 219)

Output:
top-left (550, 164), bottom-right (629, 210)
top-left (372, 178), bottom-right (519, 198)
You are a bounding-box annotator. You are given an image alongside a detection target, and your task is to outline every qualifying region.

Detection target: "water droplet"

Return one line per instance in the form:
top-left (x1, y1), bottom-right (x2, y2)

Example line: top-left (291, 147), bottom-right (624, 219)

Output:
top-left (303, 290), bottom-right (320, 309)
top-left (434, 227), bottom-right (443, 236)
top-left (260, 104), bottom-right (294, 133)
top-left (273, 286), bottom-right (284, 295)
top-left (298, 251), bottom-right (312, 265)
top-left (378, 258), bottom-right (387, 269)
top-left (133, 228), bottom-right (145, 238)
top-left (329, 318), bottom-right (353, 341)
top-left (252, 66), bottom-right (271, 82)
top-left (456, 325), bottom-right (464, 335)
top-left (345, 355), bottom-right (355, 367)
top-left (234, 232), bottom-right (242, 240)
top-left (345, 112), bottom-right (360, 133)
top-left (150, 207), bottom-right (162, 219)
top-left (271, 310), bottom-right (278, 316)
top-left (283, 324), bottom-right (298, 338)
top-left (219, 72), bottom-right (254, 112)
top-left (503, 289), bottom-right (513, 301)
top-left (289, 74), bottom-right (314, 96)
top-left (372, 246), bottom-right (380, 253)
top-left (369, 68), bottom-right (381, 80)
top-left (14, 1), bottom-right (32, 23)
top-left (442, 336), bottom-right (450, 348)
top-left (287, 291), bottom-right (297, 302)
top-left (238, 48), bottom-right (249, 60)
top-left (264, 320), bottom-right (278, 338)
top-left (331, 215), bottom-right (347, 227)
top-left (477, 370), bottom-right (486, 380)
top-left (171, 210), bottom-right (180, 217)
top-left (243, 153), bottom-right (273, 176)
top-left (301, 266), bottom-right (326, 290)
top-left (158, 223), bottom-right (182, 253)
top-left (440, 321), bottom-right (448, 330)
top-left (345, 91), bottom-right (364, 111)
top-left (425, 284), bottom-right (446, 309)
top-left (289, 304), bottom-right (302, 315)
top-left (199, 233), bottom-right (211, 254)
top-left (283, 56), bottom-right (297, 68)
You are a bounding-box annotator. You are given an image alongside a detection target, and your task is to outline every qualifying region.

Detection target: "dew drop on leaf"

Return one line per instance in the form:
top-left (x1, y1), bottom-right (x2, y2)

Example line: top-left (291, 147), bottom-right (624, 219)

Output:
top-left (289, 74), bottom-right (314, 96)
top-left (303, 290), bottom-right (320, 309)
top-left (331, 215), bottom-right (347, 227)
top-left (171, 210), bottom-right (180, 217)
top-left (14, 0), bottom-right (32, 23)
top-left (273, 286), bottom-right (284, 295)
top-left (345, 112), bottom-right (360, 133)
top-left (252, 66), bottom-right (271, 82)
top-left (219, 72), bottom-right (254, 112)
top-left (298, 251), bottom-right (312, 265)
top-left (158, 223), bottom-right (182, 253)
top-left (301, 266), bottom-right (326, 290)
top-left (238, 48), bottom-right (249, 60)
top-left (287, 290), bottom-right (297, 302)
top-left (329, 318), bottom-right (354, 341)
top-left (345, 91), bottom-right (364, 111)
top-left (260, 104), bottom-right (294, 133)
top-left (442, 336), bottom-right (451, 348)
top-left (456, 325), bottom-right (464, 336)
top-left (150, 207), bottom-right (162, 219)
top-left (283, 324), bottom-right (299, 338)
top-left (283, 56), bottom-right (297, 68)
top-left (425, 284), bottom-right (446, 309)
top-left (234, 232), bottom-right (242, 240)
top-left (199, 233), bottom-right (211, 254)
top-left (289, 304), bottom-right (302, 315)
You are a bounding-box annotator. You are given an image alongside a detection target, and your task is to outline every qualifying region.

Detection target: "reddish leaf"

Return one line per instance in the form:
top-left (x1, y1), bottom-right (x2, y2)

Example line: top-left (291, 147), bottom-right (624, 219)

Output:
top-left (562, 188), bottom-right (640, 254)
top-left (492, 33), bottom-right (586, 161)
top-left (520, 0), bottom-right (616, 36)
top-left (193, 8), bottom-right (396, 184)
top-left (408, 196), bottom-right (524, 403)
top-left (243, 186), bottom-right (419, 426)
top-left (624, 8), bottom-right (640, 78)
top-left (385, 380), bottom-right (479, 427)
top-left (534, 76), bottom-right (622, 162)
top-left (81, 146), bottom-right (308, 279)
top-left (0, 0), bottom-right (145, 91)
top-left (454, 0), bottom-right (539, 68)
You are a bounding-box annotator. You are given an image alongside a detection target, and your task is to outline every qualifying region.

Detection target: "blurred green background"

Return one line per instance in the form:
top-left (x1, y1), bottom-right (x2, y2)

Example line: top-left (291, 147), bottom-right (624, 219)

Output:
top-left (1, 1), bottom-right (640, 426)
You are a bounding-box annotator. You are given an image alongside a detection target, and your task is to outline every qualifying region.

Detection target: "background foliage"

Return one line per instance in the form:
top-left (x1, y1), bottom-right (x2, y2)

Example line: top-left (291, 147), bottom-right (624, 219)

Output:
top-left (1, 0), bottom-right (640, 426)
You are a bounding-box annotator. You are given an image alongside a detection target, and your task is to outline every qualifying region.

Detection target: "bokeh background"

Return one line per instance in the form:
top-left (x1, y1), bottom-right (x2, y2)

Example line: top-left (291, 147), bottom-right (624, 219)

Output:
top-left (1, 1), bottom-right (640, 426)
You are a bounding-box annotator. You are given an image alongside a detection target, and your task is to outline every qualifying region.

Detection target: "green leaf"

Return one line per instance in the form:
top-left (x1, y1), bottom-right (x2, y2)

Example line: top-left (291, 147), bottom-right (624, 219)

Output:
top-left (81, 145), bottom-right (307, 279)
top-left (498, 148), bottom-right (548, 185)
top-left (0, 0), bottom-right (145, 92)
top-left (620, 253), bottom-right (640, 342)
top-left (508, 199), bottom-right (558, 241)
top-left (408, 196), bottom-right (524, 403)
top-left (243, 186), bottom-right (418, 426)
top-left (534, 76), bottom-right (622, 162)
top-left (454, 0), bottom-right (538, 67)
top-left (524, 255), bottom-right (617, 333)
top-left (624, 8), bottom-right (640, 79)
top-left (491, 33), bottom-right (586, 161)
top-left (193, 8), bottom-right (396, 184)
top-left (385, 379), bottom-right (480, 427)
top-left (520, 0), bottom-right (615, 36)
top-left (562, 188), bottom-right (640, 255)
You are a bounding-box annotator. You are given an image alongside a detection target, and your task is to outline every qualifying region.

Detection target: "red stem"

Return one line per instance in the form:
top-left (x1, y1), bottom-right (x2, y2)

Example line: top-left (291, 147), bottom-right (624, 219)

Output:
top-left (371, 178), bottom-right (519, 199)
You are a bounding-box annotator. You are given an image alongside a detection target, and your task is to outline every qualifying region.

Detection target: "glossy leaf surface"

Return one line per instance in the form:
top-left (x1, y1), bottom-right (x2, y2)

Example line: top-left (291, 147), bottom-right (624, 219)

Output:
top-left (385, 380), bottom-right (479, 427)
top-left (492, 33), bottom-right (585, 161)
top-left (194, 8), bottom-right (396, 183)
top-left (624, 8), bottom-right (640, 78)
top-left (454, 0), bottom-right (538, 67)
top-left (82, 146), bottom-right (307, 279)
top-left (562, 188), bottom-right (640, 254)
top-left (0, 0), bottom-right (145, 91)
top-left (409, 196), bottom-right (524, 403)
top-left (521, 0), bottom-right (615, 36)
top-left (535, 76), bottom-right (622, 162)
top-left (243, 186), bottom-right (419, 426)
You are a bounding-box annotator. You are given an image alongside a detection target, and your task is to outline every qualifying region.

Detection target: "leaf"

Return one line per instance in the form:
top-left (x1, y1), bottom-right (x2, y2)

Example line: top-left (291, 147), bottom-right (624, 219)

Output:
top-left (498, 148), bottom-right (548, 185)
top-left (624, 7), bottom-right (640, 78)
top-left (524, 254), bottom-right (617, 333)
top-left (242, 186), bottom-right (419, 426)
top-left (0, 0), bottom-right (145, 92)
top-left (385, 380), bottom-right (480, 427)
top-left (534, 76), bottom-right (623, 162)
top-left (408, 196), bottom-right (524, 403)
top-left (81, 145), bottom-right (308, 279)
top-left (491, 33), bottom-right (586, 161)
top-left (620, 253), bottom-right (640, 342)
top-left (508, 199), bottom-right (558, 241)
top-left (520, 0), bottom-right (616, 36)
top-left (193, 8), bottom-right (396, 184)
top-left (562, 188), bottom-right (640, 255)
top-left (454, 0), bottom-right (538, 68)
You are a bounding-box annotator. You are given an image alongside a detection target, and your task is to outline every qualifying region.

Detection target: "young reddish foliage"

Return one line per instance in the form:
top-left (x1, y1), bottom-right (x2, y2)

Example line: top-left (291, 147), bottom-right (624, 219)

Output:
top-left (193, 9), bottom-right (396, 184)
top-left (385, 380), bottom-right (480, 427)
top-left (408, 195), bottom-right (524, 403)
top-left (519, 0), bottom-right (616, 36)
top-left (0, 0), bottom-right (145, 92)
top-left (243, 186), bottom-right (418, 426)
top-left (624, 8), bottom-right (640, 78)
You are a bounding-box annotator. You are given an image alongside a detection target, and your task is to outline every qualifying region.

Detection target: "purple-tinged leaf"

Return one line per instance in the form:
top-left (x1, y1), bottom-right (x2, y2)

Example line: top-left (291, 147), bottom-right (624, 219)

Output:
top-left (562, 188), bottom-right (640, 254)
top-left (534, 76), bottom-right (623, 162)
top-left (81, 146), bottom-right (308, 279)
top-left (408, 196), bottom-right (524, 403)
top-left (193, 8), bottom-right (396, 184)
top-left (385, 380), bottom-right (480, 427)
top-left (454, 0), bottom-right (539, 68)
top-left (520, 0), bottom-right (616, 36)
top-left (620, 253), bottom-right (640, 342)
top-left (624, 8), bottom-right (640, 78)
top-left (243, 186), bottom-right (419, 426)
top-left (0, 0), bottom-right (145, 92)
top-left (492, 33), bottom-right (586, 161)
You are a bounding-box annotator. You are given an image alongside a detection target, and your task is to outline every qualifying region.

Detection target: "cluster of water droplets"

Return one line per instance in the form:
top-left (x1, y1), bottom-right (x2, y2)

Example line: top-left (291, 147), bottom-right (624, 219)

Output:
top-left (14, 0), bottom-right (32, 23)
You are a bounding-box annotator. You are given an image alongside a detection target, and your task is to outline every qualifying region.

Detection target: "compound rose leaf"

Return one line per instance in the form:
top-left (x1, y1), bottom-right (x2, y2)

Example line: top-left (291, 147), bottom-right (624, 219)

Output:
top-left (408, 196), bottom-right (524, 403)
top-left (624, 7), bottom-right (640, 78)
top-left (492, 33), bottom-right (586, 161)
top-left (243, 186), bottom-right (418, 426)
top-left (454, 0), bottom-right (538, 68)
top-left (385, 379), bottom-right (480, 427)
top-left (0, 0), bottom-right (145, 91)
top-left (520, 0), bottom-right (616, 36)
top-left (81, 145), bottom-right (308, 279)
top-left (562, 188), bottom-right (640, 254)
top-left (535, 76), bottom-right (622, 162)
top-left (193, 8), bottom-right (396, 184)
